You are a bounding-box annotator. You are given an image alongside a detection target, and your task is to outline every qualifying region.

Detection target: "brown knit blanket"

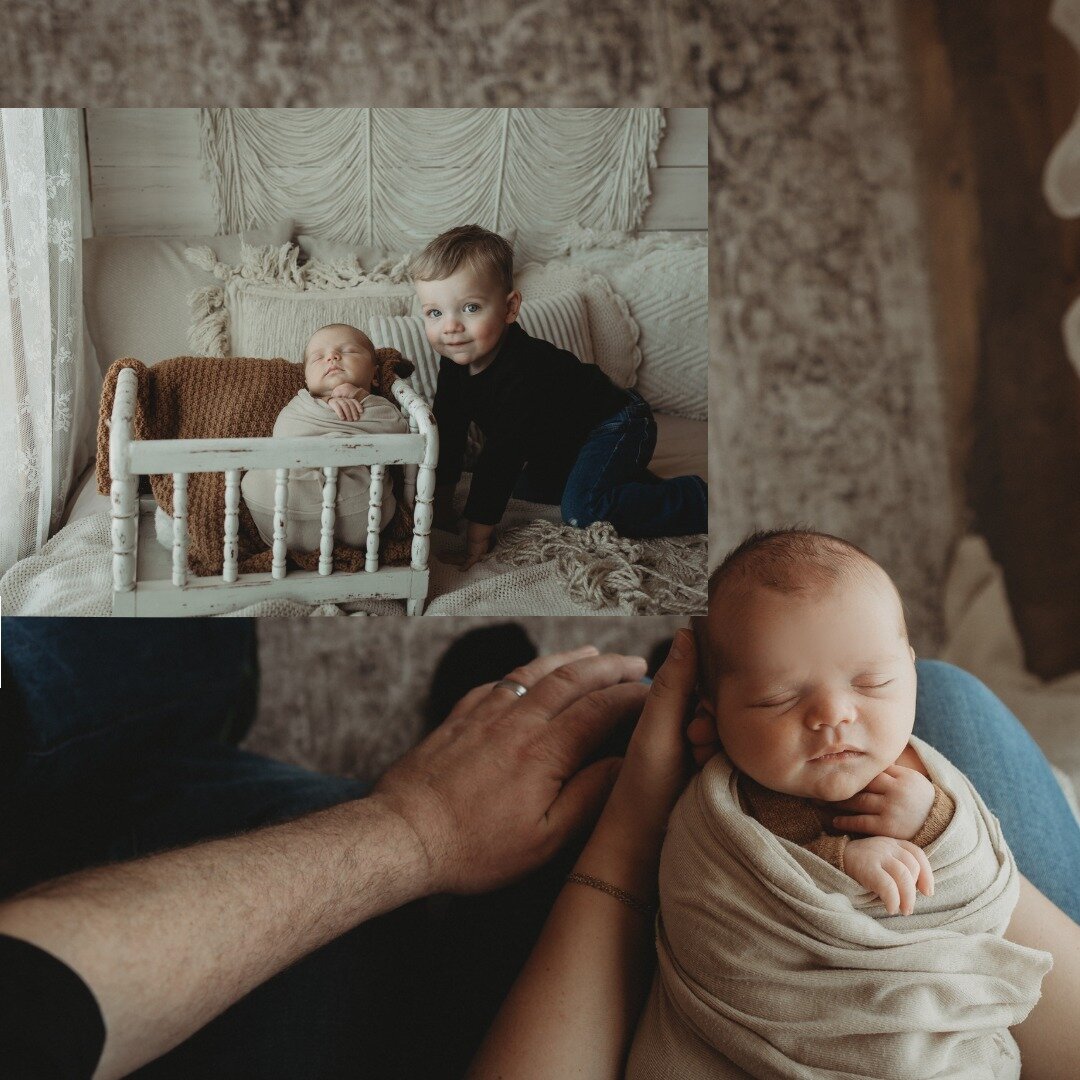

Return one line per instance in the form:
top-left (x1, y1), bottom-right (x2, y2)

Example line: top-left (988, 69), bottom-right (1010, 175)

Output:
top-left (97, 353), bottom-right (416, 577)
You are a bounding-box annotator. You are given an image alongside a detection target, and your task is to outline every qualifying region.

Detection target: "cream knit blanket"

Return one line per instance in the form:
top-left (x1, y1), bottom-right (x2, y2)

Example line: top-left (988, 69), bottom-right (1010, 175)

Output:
top-left (627, 737), bottom-right (1052, 1080)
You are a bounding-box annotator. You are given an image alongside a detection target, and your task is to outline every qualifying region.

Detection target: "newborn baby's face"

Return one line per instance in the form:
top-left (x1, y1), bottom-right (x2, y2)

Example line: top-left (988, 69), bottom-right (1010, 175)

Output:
top-left (304, 326), bottom-right (376, 398)
top-left (708, 572), bottom-right (917, 804)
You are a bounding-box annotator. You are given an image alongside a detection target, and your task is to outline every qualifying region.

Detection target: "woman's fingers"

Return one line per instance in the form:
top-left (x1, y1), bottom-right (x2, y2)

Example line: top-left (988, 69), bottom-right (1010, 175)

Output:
top-left (631, 630), bottom-right (697, 761)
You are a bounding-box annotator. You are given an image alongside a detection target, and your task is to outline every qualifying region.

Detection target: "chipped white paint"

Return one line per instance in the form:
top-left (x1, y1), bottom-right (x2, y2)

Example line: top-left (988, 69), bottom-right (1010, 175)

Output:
top-left (109, 376), bottom-right (436, 615)
top-left (319, 466), bottom-right (338, 576)
top-left (172, 472), bottom-right (188, 586)
top-left (272, 467), bottom-right (288, 580)
top-left (223, 470), bottom-right (241, 582)
top-left (109, 366), bottom-right (138, 593)
top-left (403, 411), bottom-right (418, 510)
top-left (365, 463), bottom-right (384, 572)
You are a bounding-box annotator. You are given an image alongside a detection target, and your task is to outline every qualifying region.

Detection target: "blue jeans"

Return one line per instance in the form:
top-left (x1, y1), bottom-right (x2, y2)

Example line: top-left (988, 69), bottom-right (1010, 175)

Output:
top-left (559, 391), bottom-right (707, 537)
top-left (2, 623), bottom-right (1077, 1078)
top-left (912, 659), bottom-right (1080, 920)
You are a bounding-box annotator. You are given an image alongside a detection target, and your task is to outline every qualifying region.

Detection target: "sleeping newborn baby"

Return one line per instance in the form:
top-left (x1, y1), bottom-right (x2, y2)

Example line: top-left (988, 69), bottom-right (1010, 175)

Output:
top-left (241, 324), bottom-right (409, 553)
top-left (627, 529), bottom-right (1050, 1080)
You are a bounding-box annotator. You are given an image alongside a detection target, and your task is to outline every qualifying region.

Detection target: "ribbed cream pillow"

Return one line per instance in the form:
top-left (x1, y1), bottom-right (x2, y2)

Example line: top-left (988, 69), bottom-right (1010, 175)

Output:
top-left (371, 291), bottom-right (595, 405)
top-left (228, 280), bottom-right (414, 361)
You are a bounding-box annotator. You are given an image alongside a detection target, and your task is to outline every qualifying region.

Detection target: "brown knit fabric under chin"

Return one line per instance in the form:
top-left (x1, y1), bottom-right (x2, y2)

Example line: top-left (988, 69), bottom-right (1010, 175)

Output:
top-left (96, 351), bottom-right (415, 577)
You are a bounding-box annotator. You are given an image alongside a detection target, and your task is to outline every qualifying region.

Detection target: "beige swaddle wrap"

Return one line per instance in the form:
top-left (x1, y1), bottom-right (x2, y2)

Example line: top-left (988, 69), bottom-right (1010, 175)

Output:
top-left (627, 737), bottom-right (1051, 1080)
top-left (242, 389), bottom-right (409, 552)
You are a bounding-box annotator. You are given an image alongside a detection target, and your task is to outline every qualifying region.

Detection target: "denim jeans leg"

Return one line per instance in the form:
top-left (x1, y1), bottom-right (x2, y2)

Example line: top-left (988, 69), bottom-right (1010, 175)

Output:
top-left (913, 659), bottom-right (1080, 922)
top-left (560, 394), bottom-right (707, 537)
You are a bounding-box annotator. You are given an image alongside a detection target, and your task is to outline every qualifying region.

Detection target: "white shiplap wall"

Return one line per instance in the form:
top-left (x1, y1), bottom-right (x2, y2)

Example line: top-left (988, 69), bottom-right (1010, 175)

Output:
top-left (85, 108), bottom-right (706, 237)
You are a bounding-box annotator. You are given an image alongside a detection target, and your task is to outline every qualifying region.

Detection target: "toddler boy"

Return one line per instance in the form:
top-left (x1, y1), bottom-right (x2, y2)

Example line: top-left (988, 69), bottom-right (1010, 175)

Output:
top-left (240, 324), bottom-right (408, 552)
top-left (409, 225), bottom-right (707, 570)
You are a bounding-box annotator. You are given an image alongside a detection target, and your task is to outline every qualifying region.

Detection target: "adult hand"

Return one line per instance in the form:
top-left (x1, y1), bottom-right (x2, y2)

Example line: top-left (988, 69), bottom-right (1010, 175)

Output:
top-left (590, 629), bottom-right (700, 866)
top-left (371, 646), bottom-right (649, 895)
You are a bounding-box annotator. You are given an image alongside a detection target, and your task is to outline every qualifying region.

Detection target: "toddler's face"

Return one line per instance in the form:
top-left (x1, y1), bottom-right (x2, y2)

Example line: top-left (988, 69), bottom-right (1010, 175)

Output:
top-left (304, 327), bottom-right (376, 398)
top-left (415, 265), bottom-right (520, 371)
top-left (706, 572), bottom-right (917, 804)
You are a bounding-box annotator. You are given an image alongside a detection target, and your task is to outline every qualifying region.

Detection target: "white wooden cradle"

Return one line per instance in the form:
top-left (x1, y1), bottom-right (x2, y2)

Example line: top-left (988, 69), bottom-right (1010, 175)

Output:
top-left (108, 367), bottom-right (438, 616)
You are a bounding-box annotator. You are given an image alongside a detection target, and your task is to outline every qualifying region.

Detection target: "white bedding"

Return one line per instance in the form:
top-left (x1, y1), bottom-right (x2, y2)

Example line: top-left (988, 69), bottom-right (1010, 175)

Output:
top-left (2, 484), bottom-right (703, 617)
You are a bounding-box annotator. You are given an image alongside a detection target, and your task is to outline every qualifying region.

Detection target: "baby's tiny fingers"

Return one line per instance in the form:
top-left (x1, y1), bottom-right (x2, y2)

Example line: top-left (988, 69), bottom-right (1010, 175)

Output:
top-left (834, 792), bottom-right (884, 813)
top-left (833, 813), bottom-right (883, 835)
top-left (888, 860), bottom-right (916, 916)
top-left (869, 868), bottom-right (900, 915)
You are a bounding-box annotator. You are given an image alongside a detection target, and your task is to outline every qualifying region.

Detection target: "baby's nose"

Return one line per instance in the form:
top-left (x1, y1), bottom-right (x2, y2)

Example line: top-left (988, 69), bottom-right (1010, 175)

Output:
top-left (807, 691), bottom-right (855, 728)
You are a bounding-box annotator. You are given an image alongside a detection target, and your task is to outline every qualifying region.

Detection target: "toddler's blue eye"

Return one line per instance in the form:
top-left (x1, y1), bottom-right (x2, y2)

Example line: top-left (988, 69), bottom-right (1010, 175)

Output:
top-left (464, 303), bottom-right (480, 313)
top-left (426, 309), bottom-right (442, 319)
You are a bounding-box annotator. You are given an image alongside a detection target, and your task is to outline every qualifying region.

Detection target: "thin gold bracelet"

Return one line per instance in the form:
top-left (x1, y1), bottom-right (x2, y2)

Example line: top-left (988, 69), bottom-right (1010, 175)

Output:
top-left (566, 872), bottom-right (655, 918)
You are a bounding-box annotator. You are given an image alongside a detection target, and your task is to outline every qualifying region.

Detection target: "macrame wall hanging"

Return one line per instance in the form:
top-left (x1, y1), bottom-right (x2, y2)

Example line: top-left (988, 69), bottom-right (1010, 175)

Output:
top-left (198, 108), bottom-right (664, 263)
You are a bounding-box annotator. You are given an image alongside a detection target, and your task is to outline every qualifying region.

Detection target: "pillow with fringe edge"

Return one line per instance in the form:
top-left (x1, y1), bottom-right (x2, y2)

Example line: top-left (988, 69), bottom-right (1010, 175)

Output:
top-left (186, 241), bottom-right (415, 357)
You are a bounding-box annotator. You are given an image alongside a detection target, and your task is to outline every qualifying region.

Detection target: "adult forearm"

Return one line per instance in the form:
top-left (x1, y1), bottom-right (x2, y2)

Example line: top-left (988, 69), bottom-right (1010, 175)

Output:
top-left (469, 819), bottom-right (661, 1080)
top-left (0, 794), bottom-right (429, 1080)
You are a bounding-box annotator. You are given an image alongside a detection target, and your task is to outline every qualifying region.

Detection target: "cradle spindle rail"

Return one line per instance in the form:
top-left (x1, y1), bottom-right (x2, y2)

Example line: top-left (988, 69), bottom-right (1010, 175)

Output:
top-left (108, 368), bottom-right (438, 616)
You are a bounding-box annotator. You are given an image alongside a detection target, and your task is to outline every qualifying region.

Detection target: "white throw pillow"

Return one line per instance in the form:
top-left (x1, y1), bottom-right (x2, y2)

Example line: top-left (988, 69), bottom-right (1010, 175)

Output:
top-left (227, 280), bottom-right (414, 361)
top-left (369, 291), bottom-right (595, 405)
top-left (83, 221), bottom-right (293, 371)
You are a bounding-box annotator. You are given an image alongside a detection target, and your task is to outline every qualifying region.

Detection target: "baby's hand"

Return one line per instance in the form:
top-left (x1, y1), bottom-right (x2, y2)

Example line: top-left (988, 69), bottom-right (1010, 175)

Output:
top-left (831, 765), bottom-right (936, 840)
top-left (843, 836), bottom-right (934, 915)
top-left (326, 394), bottom-right (365, 422)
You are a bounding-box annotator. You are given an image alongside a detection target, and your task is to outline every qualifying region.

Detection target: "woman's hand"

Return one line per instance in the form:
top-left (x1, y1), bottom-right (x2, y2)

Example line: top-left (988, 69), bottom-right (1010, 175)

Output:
top-left (586, 629), bottom-right (700, 872)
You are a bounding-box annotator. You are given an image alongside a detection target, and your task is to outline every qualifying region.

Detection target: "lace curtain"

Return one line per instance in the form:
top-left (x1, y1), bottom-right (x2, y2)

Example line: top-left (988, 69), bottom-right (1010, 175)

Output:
top-left (0, 108), bottom-right (98, 576)
top-left (199, 108), bottom-right (663, 264)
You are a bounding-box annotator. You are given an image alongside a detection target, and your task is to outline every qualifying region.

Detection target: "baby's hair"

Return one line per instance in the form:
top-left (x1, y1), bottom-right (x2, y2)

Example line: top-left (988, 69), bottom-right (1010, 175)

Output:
top-left (301, 323), bottom-right (375, 365)
top-left (408, 225), bottom-right (514, 295)
top-left (692, 528), bottom-right (907, 695)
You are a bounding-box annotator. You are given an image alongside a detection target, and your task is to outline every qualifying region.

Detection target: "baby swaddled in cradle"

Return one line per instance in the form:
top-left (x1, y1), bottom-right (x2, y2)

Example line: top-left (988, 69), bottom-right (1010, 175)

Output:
top-left (627, 529), bottom-right (1052, 1080)
top-left (241, 323), bottom-right (410, 553)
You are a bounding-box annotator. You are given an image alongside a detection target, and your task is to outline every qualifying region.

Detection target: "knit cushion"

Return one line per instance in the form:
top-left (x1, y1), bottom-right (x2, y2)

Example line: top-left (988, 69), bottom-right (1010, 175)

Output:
top-left (83, 221), bottom-right (293, 373)
top-left (369, 291), bottom-right (595, 405)
top-left (228, 280), bottom-right (415, 362)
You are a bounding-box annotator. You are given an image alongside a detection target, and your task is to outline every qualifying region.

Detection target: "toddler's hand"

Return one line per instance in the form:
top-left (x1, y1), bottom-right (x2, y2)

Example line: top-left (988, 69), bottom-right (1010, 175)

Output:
top-left (831, 764), bottom-right (936, 840)
top-left (442, 521), bottom-right (495, 571)
top-left (844, 836), bottom-right (934, 915)
top-left (326, 395), bottom-right (365, 422)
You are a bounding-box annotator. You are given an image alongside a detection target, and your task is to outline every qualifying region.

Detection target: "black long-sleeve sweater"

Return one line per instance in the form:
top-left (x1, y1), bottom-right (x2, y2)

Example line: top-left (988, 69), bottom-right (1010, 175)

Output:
top-left (432, 322), bottom-right (630, 525)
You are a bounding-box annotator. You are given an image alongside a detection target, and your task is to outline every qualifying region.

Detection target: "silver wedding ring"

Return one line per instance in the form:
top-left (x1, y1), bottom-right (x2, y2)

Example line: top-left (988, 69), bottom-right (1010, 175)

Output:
top-left (492, 678), bottom-right (529, 698)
